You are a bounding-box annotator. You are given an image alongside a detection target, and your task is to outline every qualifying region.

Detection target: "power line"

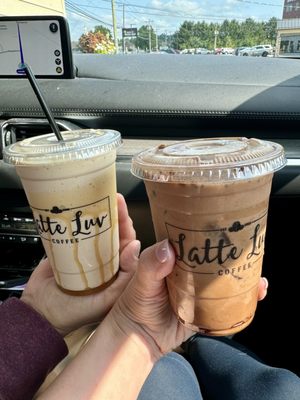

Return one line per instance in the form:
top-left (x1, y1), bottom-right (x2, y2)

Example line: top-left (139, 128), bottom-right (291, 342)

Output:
top-left (71, 1), bottom-right (186, 17)
top-left (65, 0), bottom-right (113, 27)
top-left (235, 0), bottom-right (282, 6)
top-left (70, 1), bottom-right (259, 22)
top-left (65, 0), bottom-right (280, 37)
top-left (18, 0), bottom-right (64, 14)
top-left (66, 7), bottom-right (111, 26)
top-left (77, 0), bottom-right (283, 12)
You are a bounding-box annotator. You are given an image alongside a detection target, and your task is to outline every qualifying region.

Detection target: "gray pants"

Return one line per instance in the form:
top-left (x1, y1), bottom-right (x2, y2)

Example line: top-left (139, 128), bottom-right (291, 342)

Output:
top-left (138, 336), bottom-right (300, 400)
top-left (185, 335), bottom-right (300, 400)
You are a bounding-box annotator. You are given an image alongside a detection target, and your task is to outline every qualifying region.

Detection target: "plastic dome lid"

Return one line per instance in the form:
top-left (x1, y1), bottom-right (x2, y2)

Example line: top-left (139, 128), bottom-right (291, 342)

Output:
top-left (4, 129), bottom-right (121, 165)
top-left (131, 137), bottom-right (286, 183)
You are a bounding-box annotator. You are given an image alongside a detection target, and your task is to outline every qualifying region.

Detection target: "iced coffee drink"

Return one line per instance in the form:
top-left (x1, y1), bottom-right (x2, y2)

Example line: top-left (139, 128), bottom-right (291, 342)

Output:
top-left (131, 138), bottom-right (286, 336)
top-left (4, 129), bottom-right (121, 294)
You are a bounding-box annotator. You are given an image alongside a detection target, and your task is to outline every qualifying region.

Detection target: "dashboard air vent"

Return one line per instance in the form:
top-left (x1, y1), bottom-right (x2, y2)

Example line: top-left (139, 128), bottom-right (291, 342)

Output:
top-left (0, 118), bottom-right (79, 159)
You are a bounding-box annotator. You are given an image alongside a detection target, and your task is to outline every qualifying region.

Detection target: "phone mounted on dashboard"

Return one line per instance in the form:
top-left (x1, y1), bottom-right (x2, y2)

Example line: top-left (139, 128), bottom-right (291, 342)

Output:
top-left (0, 15), bottom-right (74, 79)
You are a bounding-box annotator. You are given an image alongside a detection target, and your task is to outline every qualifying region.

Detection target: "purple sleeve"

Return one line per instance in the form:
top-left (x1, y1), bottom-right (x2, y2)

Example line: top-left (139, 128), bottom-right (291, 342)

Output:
top-left (0, 297), bottom-right (68, 400)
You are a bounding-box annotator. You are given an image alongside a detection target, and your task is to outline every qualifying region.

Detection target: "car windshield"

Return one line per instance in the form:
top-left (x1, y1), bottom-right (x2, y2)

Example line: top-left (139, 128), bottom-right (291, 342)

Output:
top-left (1, 1), bottom-right (297, 58)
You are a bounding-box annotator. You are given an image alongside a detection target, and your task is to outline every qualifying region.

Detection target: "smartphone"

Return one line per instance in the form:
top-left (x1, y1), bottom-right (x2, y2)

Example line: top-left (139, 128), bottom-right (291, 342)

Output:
top-left (0, 15), bottom-right (74, 78)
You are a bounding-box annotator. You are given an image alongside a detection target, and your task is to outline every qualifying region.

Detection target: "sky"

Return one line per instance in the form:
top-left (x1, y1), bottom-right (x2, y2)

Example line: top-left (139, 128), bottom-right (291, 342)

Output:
top-left (65, 0), bottom-right (285, 40)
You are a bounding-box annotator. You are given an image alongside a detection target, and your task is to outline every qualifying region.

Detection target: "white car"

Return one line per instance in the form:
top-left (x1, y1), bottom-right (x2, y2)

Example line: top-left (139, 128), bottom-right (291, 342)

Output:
top-left (195, 47), bottom-right (211, 54)
top-left (239, 45), bottom-right (274, 57)
top-left (250, 44), bottom-right (273, 57)
top-left (237, 47), bottom-right (253, 56)
top-left (221, 47), bottom-right (235, 54)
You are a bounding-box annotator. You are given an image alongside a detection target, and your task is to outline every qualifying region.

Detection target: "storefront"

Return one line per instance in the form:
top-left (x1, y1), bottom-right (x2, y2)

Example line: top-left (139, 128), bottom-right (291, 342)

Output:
top-left (276, 19), bottom-right (300, 57)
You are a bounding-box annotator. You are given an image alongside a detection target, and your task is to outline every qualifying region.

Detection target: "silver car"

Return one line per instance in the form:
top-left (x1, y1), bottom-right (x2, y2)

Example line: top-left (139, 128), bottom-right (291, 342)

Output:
top-left (250, 44), bottom-right (273, 57)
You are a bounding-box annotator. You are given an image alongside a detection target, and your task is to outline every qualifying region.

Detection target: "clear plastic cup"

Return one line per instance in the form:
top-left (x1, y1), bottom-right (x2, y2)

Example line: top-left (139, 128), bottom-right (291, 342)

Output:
top-left (131, 137), bottom-right (286, 336)
top-left (4, 129), bottom-right (122, 294)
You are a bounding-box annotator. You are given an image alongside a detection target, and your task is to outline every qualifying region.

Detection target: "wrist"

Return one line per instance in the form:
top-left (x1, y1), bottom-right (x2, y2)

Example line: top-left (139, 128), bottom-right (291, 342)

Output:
top-left (40, 305), bottom-right (162, 399)
top-left (20, 294), bottom-right (65, 337)
top-left (20, 292), bottom-right (40, 316)
top-left (105, 310), bottom-right (163, 365)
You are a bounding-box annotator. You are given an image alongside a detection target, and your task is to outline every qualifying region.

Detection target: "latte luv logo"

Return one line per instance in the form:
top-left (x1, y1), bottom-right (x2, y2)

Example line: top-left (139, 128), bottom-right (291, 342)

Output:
top-left (166, 212), bottom-right (267, 275)
top-left (31, 196), bottom-right (112, 243)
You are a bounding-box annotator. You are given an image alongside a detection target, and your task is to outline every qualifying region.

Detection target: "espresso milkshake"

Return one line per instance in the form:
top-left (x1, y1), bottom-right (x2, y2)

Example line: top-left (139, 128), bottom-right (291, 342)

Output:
top-left (4, 129), bottom-right (121, 294)
top-left (132, 138), bottom-right (286, 335)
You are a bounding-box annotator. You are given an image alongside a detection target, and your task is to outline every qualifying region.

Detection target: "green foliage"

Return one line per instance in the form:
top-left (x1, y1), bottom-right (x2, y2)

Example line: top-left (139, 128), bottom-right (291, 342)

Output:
top-left (134, 25), bottom-right (157, 52)
top-left (93, 25), bottom-right (112, 39)
top-left (77, 18), bottom-right (278, 53)
top-left (171, 17), bottom-right (277, 50)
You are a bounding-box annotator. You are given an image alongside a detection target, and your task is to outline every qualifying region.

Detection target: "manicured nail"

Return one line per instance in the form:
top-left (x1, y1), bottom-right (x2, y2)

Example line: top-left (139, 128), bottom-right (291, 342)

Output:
top-left (262, 277), bottom-right (269, 290)
top-left (155, 239), bottom-right (171, 263)
top-left (133, 240), bottom-right (141, 260)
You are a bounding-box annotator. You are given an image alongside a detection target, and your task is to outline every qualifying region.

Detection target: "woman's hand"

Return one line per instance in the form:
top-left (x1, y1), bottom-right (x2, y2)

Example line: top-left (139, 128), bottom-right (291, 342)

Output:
top-left (108, 239), bottom-right (194, 355)
top-left (21, 194), bottom-right (140, 337)
top-left (38, 239), bottom-right (271, 400)
top-left (258, 277), bottom-right (268, 301)
top-left (107, 240), bottom-right (270, 355)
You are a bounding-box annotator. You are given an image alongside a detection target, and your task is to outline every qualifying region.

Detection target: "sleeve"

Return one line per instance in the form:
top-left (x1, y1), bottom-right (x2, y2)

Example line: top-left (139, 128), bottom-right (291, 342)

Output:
top-left (0, 297), bottom-right (68, 400)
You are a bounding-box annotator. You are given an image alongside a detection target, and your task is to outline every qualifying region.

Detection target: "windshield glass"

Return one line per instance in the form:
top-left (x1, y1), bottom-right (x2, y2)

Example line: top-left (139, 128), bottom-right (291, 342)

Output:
top-left (0, 1), bottom-right (296, 57)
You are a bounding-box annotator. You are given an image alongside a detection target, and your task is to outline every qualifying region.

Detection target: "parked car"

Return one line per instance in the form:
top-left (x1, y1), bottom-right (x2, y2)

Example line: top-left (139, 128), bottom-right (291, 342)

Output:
top-left (250, 44), bottom-right (274, 57)
top-left (195, 47), bottom-right (211, 54)
top-left (221, 47), bottom-right (235, 54)
top-left (237, 45), bottom-right (273, 57)
top-left (237, 46), bottom-right (253, 56)
top-left (234, 46), bottom-right (248, 55)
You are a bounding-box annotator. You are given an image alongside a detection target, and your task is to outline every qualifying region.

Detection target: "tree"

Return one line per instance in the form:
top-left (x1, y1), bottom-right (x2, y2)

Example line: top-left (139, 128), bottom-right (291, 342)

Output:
top-left (134, 25), bottom-right (156, 52)
top-left (94, 25), bottom-right (112, 39)
top-left (78, 31), bottom-right (115, 54)
top-left (174, 17), bottom-right (278, 51)
top-left (158, 33), bottom-right (169, 48)
top-left (176, 21), bottom-right (197, 50)
top-left (263, 17), bottom-right (277, 44)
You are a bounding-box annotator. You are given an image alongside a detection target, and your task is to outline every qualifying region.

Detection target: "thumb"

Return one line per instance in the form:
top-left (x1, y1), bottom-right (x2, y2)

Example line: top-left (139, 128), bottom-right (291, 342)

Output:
top-left (135, 239), bottom-right (176, 292)
top-left (119, 240), bottom-right (141, 275)
top-left (28, 257), bottom-right (54, 281)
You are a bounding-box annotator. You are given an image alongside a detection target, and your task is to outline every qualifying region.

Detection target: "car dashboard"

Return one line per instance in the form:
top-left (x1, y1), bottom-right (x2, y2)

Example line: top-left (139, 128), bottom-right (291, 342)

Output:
top-left (0, 53), bottom-right (299, 376)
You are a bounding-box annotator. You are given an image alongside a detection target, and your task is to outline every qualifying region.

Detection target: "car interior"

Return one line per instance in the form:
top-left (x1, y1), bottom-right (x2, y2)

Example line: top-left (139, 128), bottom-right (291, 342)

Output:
top-left (0, 15), bottom-right (299, 382)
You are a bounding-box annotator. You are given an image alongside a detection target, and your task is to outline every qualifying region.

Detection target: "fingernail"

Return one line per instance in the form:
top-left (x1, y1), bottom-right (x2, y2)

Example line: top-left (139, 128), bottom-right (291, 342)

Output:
top-left (155, 239), bottom-right (171, 263)
top-left (133, 240), bottom-right (141, 260)
top-left (262, 277), bottom-right (269, 290)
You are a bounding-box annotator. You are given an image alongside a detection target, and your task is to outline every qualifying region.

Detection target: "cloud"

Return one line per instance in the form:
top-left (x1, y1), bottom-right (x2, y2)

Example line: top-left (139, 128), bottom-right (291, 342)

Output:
top-left (66, 8), bottom-right (113, 40)
top-left (67, 0), bottom-right (282, 39)
top-left (151, 0), bottom-right (204, 15)
top-left (150, 0), bottom-right (281, 22)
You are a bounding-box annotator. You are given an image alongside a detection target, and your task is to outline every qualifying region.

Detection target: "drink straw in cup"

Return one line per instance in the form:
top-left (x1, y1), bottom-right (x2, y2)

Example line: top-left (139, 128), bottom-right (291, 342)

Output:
top-left (21, 62), bottom-right (64, 142)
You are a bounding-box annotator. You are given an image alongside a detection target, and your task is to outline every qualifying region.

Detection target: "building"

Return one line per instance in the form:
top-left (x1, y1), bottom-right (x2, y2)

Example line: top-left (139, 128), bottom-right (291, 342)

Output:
top-left (276, 1), bottom-right (300, 56)
top-left (0, 1), bottom-right (65, 16)
top-left (282, 0), bottom-right (300, 19)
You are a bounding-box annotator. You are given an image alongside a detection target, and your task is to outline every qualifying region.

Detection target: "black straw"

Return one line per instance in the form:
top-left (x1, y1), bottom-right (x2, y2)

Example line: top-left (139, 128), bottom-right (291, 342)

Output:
top-left (22, 63), bottom-right (64, 141)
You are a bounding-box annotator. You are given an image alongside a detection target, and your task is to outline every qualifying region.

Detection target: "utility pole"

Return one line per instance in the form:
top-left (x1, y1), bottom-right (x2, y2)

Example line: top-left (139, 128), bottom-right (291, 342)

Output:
top-left (147, 20), bottom-right (153, 53)
top-left (111, 0), bottom-right (118, 53)
top-left (155, 29), bottom-right (158, 52)
top-left (214, 29), bottom-right (219, 50)
top-left (122, 3), bottom-right (125, 53)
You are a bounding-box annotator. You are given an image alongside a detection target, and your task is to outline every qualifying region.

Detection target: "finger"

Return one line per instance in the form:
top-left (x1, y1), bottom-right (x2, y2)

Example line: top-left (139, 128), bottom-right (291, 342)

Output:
top-left (258, 277), bottom-right (268, 301)
top-left (29, 257), bottom-right (54, 280)
top-left (135, 240), bottom-right (176, 292)
top-left (117, 193), bottom-right (136, 252)
top-left (119, 239), bottom-right (141, 275)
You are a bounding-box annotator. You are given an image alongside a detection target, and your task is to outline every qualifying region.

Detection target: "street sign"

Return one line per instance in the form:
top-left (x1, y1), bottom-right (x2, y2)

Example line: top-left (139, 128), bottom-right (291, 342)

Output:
top-left (122, 28), bottom-right (137, 38)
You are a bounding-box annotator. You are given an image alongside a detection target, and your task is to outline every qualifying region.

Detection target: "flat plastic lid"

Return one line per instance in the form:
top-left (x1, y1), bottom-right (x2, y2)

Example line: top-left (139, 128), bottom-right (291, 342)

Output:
top-left (131, 137), bottom-right (286, 182)
top-left (4, 129), bottom-right (121, 165)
